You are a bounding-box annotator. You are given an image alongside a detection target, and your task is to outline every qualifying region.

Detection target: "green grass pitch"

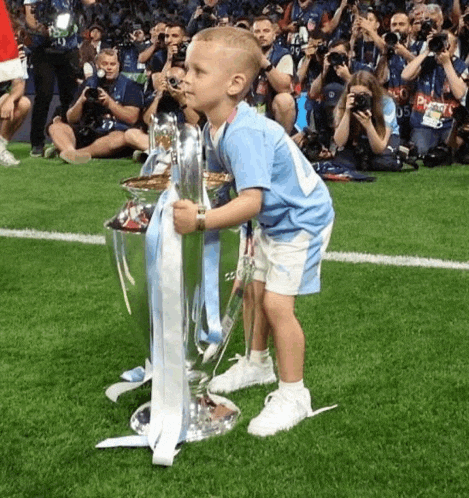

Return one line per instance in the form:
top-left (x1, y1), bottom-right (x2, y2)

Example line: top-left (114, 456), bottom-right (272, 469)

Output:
top-left (1, 144), bottom-right (468, 498)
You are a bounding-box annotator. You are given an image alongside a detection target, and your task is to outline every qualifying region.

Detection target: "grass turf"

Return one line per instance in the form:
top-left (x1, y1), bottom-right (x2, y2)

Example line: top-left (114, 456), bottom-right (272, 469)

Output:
top-left (1, 144), bottom-right (468, 497)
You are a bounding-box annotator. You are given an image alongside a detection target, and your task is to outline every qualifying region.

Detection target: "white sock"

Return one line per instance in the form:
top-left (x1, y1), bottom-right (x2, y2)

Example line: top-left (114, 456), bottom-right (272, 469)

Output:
top-left (0, 135), bottom-right (7, 147)
top-left (249, 348), bottom-right (270, 366)
top-left (278, 379), bottom-right (305, 394)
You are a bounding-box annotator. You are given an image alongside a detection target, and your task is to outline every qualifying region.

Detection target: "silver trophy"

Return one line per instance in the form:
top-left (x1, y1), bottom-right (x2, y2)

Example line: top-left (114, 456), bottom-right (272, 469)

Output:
top-left (103, 117), bottom-right (240, 453)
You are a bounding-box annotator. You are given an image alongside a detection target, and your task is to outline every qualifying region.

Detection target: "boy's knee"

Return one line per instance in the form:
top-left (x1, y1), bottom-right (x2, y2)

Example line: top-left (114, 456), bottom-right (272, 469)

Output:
top-left (262, 292), bottom-right (295, 322)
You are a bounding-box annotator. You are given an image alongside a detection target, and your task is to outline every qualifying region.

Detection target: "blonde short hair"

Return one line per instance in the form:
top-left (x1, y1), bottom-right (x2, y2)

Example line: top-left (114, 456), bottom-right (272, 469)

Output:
top-left (96, 48), bottom-right (119, 63)
top-left (193, 27), bottom-right (262, 86)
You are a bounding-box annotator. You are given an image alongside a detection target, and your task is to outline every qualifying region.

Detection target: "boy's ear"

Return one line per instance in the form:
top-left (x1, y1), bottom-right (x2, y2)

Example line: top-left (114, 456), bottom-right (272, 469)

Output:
top-left (227, 72), bottom-right (248, 97)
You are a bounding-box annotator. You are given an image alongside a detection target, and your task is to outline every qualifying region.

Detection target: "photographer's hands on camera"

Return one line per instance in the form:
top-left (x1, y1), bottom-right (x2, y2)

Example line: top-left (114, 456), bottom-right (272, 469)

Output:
top-left (346, 93), bottom-right (372, 129)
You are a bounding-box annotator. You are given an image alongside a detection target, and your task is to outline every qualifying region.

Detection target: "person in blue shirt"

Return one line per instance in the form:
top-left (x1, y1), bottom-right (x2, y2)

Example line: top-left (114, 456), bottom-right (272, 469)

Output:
top-left (401, 29), bottom-right (469, 156)
top-left (173, 26), bottom-right (334, 437)
top-left (47, 48), bottom-right (143, 164)
top-left (333, 70), bottom-right (402, 171)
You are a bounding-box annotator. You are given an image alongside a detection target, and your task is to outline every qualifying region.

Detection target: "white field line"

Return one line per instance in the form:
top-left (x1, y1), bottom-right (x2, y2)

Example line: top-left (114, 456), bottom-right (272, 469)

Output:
top-left (1, 227), bottom-right (469, 271)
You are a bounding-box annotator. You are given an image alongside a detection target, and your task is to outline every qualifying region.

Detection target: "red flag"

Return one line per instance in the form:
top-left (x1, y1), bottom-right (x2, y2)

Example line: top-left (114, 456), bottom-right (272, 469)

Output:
top-left (0, 0), bottom-right (23, 82)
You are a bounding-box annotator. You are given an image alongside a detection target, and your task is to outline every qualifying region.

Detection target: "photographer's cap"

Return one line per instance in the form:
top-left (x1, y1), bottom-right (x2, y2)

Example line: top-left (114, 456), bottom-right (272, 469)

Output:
top-left (323, 82), bottom-right (344, 107)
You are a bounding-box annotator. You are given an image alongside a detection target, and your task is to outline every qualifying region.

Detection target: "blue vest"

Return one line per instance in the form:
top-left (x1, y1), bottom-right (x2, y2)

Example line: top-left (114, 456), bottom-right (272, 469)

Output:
top-left (249, 45), bottom-right (291, 113)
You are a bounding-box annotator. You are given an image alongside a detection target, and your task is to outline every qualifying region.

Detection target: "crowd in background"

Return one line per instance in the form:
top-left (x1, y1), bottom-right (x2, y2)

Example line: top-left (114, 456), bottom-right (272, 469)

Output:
top-left (3, 0), bottom-right (469, 169)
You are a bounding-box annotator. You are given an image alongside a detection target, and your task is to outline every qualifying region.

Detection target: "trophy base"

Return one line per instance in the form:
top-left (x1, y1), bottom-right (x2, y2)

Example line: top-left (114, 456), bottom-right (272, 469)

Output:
top-left (130, 393), bottom-right (240, 443)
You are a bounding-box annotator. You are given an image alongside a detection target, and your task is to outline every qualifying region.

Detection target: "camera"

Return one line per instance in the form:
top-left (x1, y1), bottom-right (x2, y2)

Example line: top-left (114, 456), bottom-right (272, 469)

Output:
top-left (383, 31), bottom-right (402, 57)
top-left (300, 128), bottom-right (323, 163)
top-left (172, 41), bottom-right (189, 63)
top-left (416, 18), bottom-right (436, 41)
top-left (167, 76), bottom-right (181, 89)
top-left (327, 52), bottom-right (348, 67)
top-left (383, 31), bottom-right (400, 46)
top-left (352, 92), bottom-right (372, 112)
top-left (428, 33), bottom-right (447, 53)
top-left (316, 43), bottom-right (328, 57)
top-left (85, 69), bottom-right (106, 104)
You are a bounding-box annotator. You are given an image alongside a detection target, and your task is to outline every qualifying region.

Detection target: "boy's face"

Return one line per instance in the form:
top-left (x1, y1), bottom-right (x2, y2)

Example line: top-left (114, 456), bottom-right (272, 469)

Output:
top-left (184, 41), bottom-right (235, 114)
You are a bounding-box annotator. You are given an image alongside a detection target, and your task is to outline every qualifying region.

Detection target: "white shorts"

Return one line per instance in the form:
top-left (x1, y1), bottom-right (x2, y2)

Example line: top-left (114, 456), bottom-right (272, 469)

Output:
top-left (236, 222), bottom-right (333, 296)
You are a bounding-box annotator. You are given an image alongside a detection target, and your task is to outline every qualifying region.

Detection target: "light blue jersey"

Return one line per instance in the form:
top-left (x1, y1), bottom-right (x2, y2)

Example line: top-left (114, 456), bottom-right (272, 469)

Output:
top-left (382, 95), bottom-right (400, 136)
top-left (204, 102), bottom-right (334, 241)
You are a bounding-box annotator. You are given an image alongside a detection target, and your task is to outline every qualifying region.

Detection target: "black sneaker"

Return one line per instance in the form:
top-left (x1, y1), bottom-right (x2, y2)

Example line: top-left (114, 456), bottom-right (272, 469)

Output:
top-left (30, 145), bottom-right (44, 157)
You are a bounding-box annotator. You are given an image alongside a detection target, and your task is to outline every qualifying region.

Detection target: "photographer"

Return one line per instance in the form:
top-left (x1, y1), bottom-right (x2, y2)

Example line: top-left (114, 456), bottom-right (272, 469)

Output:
top-left (137, 21), bottom-right (167, 67)
top-left (376, 12), bottom-right (416, 145)
top-left (124, 65), bottom-right (201, 161)
top-left (250, 16), bottom-right (296, 134)
top-left (306, 40), bottom-right (351, 150)
top-left (24, 0), bottom-right (95, 157)
top-left (401, 30), bottom-right (468, 157)
top-left (454, 5), bottom-right (469, 64)
top-left (147, 23), bottom-right (187, 74)
top-left (47, 48), bottom-right (143, 164)
top-left (117, 22), bottom-right (149, 85)
top-left (349, 8), bottom-right (385, 73)
top-left (277, 0), bottom-right (328, 63)
top-left (187, 0), bottom-right (227, 37)
top-left (333, 70), bottom-right (402, 171)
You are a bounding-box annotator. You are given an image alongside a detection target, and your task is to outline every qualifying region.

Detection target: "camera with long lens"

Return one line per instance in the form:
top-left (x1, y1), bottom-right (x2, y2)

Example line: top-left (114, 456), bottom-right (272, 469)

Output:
top-left (352, 92), bottom-right (373, 112)
top-left (300, 128), bottom-right (323, 163)
top-left (383, 31), bottom-right (406, 58)
top-left (85, 69), bottom-right (106, 104)
top-left (428, 32), bottom-right (447, 53)
top-left (327, 52), bottom-right (348, 67)
top-left (416, 18), bottom-right (436, 41)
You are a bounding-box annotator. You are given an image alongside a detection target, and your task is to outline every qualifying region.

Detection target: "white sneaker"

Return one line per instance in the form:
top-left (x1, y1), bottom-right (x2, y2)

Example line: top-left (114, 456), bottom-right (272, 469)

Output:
top-left (0, 148), bottom-right (20, 167)
top-left (208, 354), bottom-right (276, 394)
top-left (247, 388), bottom-right (313, 437)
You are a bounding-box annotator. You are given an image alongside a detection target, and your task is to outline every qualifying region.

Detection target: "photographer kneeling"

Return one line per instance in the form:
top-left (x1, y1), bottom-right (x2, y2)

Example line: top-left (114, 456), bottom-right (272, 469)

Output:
top-left (333, 70), bottom-right (401, 172)
top-left (48, 48), bottom-right (144, 164)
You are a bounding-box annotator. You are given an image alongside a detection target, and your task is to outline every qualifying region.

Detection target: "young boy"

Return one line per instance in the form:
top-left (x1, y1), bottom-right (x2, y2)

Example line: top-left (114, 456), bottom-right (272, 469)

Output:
top-left (173, 27), bottom-right (334, 437)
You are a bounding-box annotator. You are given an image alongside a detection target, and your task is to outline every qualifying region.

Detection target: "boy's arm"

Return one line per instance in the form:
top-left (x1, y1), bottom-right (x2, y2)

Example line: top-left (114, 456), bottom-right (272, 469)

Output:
top-left (173, 188), bottom-right (262, 235)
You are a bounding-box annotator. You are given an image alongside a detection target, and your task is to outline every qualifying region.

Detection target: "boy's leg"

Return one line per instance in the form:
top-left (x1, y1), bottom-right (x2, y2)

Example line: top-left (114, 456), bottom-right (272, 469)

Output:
top-left (247, 291), bottom-right (313, 437)
top-left (208, 279), bottom-right (277, 394)
top-left (262, 291), bottom-right (304, 382)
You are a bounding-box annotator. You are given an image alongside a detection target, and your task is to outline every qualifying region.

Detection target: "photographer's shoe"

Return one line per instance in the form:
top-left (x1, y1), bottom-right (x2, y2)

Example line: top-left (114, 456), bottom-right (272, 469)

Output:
top-left (247, 388), bottom-right (313, 437)
top-left (44, 144), bottom-right (58, 159)
top-left (30, 145), bottom-right (44, 157)
top-left (0, 148), bottom-right (20, 167)
top-left (132, 149), bottom-right (149, 163)
top-left (209, 354), bottom-right (276, 394)
top-left (60, 150), bottom-right (91, 165)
